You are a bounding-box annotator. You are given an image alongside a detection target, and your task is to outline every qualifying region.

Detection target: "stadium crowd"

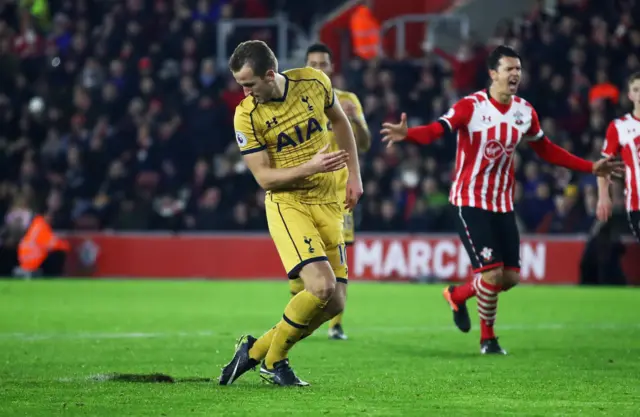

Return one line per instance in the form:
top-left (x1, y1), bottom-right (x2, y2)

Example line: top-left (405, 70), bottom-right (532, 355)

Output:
top-left (0, 0), bottom-right (639, 234)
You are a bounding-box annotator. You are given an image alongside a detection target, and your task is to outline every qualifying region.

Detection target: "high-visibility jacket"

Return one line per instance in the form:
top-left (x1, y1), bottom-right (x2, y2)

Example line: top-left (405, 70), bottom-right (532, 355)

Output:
top-left (18, 215), bottom-right (69, 272)
top-left (350, 5), bottom-right (381, 60)
top-left (589, 82), bottom-right (620, 104)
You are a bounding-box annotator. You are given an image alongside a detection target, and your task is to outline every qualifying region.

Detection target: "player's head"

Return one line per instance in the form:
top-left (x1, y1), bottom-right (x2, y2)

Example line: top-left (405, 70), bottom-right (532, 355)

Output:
top-left (228, 40), bottom-right (279, 103)
top-left (628, 71), bottom-right (640, 107)
top-left (487, 45), bottom-right (522, 96)
top-left (305, 43), bottom-right (334, 76)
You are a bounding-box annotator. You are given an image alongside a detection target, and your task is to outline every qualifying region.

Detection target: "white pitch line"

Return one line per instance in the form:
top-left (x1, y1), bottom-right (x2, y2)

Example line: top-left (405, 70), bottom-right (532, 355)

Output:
top-left (0, 330), bottom-right (216, 341)
top-left (0, 323), bottom-right (638, 342)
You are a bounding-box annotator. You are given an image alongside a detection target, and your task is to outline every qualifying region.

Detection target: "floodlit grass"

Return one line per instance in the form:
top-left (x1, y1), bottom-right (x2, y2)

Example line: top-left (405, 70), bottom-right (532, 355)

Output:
top-left (1, 280), bottom-right (638, 416)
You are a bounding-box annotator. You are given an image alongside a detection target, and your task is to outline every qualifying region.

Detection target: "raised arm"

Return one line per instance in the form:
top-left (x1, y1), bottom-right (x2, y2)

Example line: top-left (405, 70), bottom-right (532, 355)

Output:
top-left (525, 109), bottom-right (593, 172)
top-left (381, 98), bottom-right (474, 146)
top-left (527, 110), bottom-right (623, 176)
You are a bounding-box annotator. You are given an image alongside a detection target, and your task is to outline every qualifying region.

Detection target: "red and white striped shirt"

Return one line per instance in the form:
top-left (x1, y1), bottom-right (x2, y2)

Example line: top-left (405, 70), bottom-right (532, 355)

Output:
top-left (440, 90), bottom-right (543, 213)
top-left (601, 114), bottom-right (640, 212)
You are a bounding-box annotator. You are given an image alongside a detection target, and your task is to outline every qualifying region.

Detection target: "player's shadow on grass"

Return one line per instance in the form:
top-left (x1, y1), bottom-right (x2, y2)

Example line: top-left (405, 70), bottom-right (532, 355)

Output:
top-left (92, 373), bottom-right (212, 383)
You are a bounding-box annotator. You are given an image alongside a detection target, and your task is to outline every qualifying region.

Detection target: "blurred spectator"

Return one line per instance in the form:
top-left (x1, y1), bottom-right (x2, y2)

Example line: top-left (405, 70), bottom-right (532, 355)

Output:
top-left (0, 0), bottom-right (637, 241)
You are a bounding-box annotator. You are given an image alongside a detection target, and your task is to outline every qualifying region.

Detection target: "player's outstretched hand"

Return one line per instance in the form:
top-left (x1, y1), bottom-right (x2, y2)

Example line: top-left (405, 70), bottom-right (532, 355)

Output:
top-left (307, 143), bottom-right (349, 174)
top-left (596, 196), bottom-right (613, 222)
top-left (381, 112), bottom-right (408, 148)
top-left (592, 156), bottom-right (625, 178)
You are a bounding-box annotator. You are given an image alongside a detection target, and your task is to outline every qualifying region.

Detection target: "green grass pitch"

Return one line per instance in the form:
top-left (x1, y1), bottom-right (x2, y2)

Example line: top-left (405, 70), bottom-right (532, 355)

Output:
top-left (1, 280), bottom-right (639, 416)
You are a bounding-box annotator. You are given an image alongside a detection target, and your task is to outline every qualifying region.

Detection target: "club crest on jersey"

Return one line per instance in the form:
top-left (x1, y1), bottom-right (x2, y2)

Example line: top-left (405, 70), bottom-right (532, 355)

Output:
top-left (301, 96), bottom-right (313, 111)
top-left (304, 236), bottom-right (315, 253)
top-left (480, 247), bottom-right (493, 262)
top-left (483, 140), bottom-right (515, 161)
top-left (235, 131), bottom-right (248, 147)
top-left (514, 110), bottom-right (524, 125)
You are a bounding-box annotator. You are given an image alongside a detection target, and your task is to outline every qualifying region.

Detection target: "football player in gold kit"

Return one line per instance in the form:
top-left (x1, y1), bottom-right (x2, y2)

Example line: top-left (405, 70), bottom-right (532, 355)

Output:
top-left (218, 40), bottom-right (363, 386)
top-left (287, 43), bottom-right (371, 341)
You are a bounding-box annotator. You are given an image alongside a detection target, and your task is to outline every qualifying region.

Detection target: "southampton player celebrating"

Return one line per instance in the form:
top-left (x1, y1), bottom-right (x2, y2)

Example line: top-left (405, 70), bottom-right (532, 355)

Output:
top-left (381, 46), bottom-right (623, 355)
top-left (597, 71), bottom-right (640, 242)
top-left (282, 43), bottom-right (371, 341)
top-left (219, 41), bottom-right (363, 386)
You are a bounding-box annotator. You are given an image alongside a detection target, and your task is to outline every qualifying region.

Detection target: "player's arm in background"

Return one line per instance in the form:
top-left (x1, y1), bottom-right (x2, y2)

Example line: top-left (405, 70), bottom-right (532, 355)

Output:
top-left (525, 109), bottom-right (593, 172)
top-left (596, 121), bottom-right (621, 221)
top-left (234, 106), bottom-right (348, 191)
top-left (526, 109), bottom-right (624, 176)
top-left (318, 70), bottom-right (363, 209)
top-left (381, 98), bottom-right (474, 146)
top-left (343, 93), bottom-right (371, 152)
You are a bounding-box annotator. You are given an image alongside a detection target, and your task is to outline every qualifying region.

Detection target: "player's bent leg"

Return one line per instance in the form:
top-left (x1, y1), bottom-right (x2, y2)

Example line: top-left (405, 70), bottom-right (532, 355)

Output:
top-left (298, 260), bottom-right (338, 301)
top-left (475, 209), bottom-right (519, 354)
top-left (289, 276), bottom-right (304, 296)
top-left (328, 278), bottom-right (349, 340)
top-left (329, 213), bottom-right (353, 339)
top-left (318, 204), bottom-right (350, 340)
top-left (287, 274), bottom-right (347, 339)
top-left (250, 270), bottom-right (335, 370)
top-left (501, 268), bottom-right (520, 292)
top-left (247, 200), bottom-right (328, 386)
top-left (259, 279), bottom-right (345, 386)
top-left (261, 260), bottom-right (335, 386)
top-left (446, 206), bottom-right (500, 333)
top-left (303, 280), bottom-right (347, 339)
top-left (442, 274), bottom-right (479, 333)
top-left (477, 267), bottom-right (507, 355)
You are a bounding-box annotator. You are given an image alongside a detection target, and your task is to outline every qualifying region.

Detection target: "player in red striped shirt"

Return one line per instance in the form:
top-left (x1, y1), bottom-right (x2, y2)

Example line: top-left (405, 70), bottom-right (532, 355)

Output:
top-left (597, 71), bottom-right (640, 242)
top-left (381, 46), bottom-right (623, 355)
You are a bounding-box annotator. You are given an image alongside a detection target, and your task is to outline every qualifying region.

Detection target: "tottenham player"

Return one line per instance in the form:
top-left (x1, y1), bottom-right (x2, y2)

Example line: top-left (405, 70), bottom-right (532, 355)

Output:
top-left (597, 71), bottom-right (640, 242)
top-left (381, 45), bottom-right (623, 355)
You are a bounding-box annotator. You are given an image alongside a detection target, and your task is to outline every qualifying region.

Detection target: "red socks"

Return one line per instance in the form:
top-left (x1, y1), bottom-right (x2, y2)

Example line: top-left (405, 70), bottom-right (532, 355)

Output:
top-left (475, 278), bottom-right (501, 340)
top-left (451, 274), bottom-right (480, 304)
top-left (452, 274), bottom-right (502, 341)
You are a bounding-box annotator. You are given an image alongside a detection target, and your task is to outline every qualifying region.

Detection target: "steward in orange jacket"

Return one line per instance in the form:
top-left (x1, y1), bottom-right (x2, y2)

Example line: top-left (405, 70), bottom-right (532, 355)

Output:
top-left (18, 214), bottom-right (69, 273)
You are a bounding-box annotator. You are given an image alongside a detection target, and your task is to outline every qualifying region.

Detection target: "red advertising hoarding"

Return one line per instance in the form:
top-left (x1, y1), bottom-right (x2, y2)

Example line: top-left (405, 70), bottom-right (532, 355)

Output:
top-left (65, 233), bottom-right (640, 285)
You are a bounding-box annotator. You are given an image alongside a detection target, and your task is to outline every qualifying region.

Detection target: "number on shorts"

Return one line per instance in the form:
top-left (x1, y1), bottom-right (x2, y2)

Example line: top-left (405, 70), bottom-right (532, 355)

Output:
top-left (338, 243), bottom-right (347, 265)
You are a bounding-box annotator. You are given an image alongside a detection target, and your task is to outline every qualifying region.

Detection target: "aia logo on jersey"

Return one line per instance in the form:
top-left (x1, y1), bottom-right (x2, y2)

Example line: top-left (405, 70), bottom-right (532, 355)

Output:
top-left (276, 117), bottom-right (324, 152)
top-left (483, 140), bottom-right (515, 161)
top-left (513, 110), bottom-right (524, 125)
